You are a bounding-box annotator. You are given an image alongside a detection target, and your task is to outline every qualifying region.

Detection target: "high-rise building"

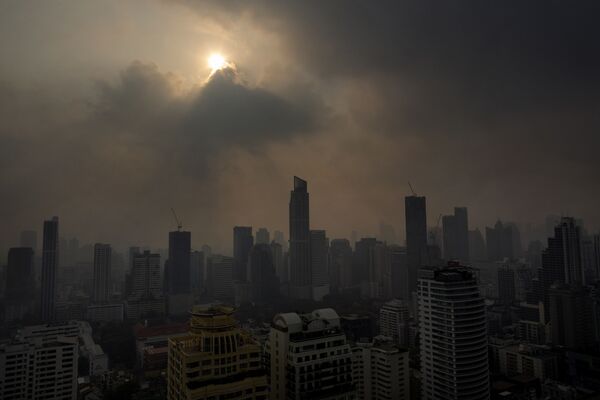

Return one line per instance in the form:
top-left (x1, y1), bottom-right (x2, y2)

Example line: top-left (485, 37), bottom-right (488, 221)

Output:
top-left (233, 226), bottom-right (254, 282)
top-left (40, 216), bottom-right (59, 322)
top-left (468, 229), bottom-right (487, 261)
top-left (190, 250), bottom-right (205, 294)
top-left (19, 230), bottom-right (37, 251)
top-left (497, 265), bottom-right (516, 305)
top-left (167, 230), bottom-right (192, 315)
top-left (582, 234), bottom-right (600, 283)
top-left (5, 247), bottom-right (35, 321)
top-left (269, 308), bottom-right (354, 400)
top-left (206, 255), bottom-right (234, 301)
top-left (405, 195), bottom-right (427, 298)
top-left (352, 336), bottom-right (410, 400)
top-left (273, 230), bottom-right (286, 249)
top-left (418, 263), bottom-right (489, 400)
top-left (167, 304), bottom-right (268, 400)
top-left (0, 336), bottom-right (78, 400)
top-left (310, 229), bottom-right (329, 301)
top-left (248, 244), bottom-right (278, 302)
top-left (255, 227), bottom-right (270, 245)
top-left (329, 239), bottom-right (353, 293)
top-left (270, 241), bottom-right (285, 284)
top-left (379, 299), bottom-right (410, 347)
top-left (389, 245), bottom-right (409, 301)
top-left (541, 217), bottom-right (583, 320)
top-left (442, 207), bottom-right (469, 262)
top-left (126, 251), bottom-right (165, 320)
top-left (289, 176), bottom-right (311, 299)
top-left (548, 284), bottom-right (595, 350)
top-left (92, 243), bottom-right (112, 303)
top-left (486, 220), bottom-right (516, 261)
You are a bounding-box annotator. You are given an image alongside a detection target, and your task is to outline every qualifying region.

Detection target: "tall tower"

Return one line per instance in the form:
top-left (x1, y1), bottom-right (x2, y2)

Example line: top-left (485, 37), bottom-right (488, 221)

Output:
top-left (168, 230), bottom-right (192, 294)
top-left (92, 243), bottom-right (112, 303)
top-left (405, 195), bottom-right (427, 298)
top-left (289, 176), bottom-right (311, 299)
top-left (5, 247), bottom-right (35, 321)
top-left (310, 229), bottom-right (329, 301)
top-left (442, 207), bottom-right (470, 262)
top-left (497, 265), bottom-right (516, 305)
top-left (418, 263), bottom-right (489, 400)
top-left (255, 227), bottom-right (270, 245)
top-left (126, 251), bottom-right (165, 320)
top-left (40, 216), bottom-right (59, 322)
top-left (167, 304), bottom-right (268, 400)
top-left (233, 226), bottom-right (254, 281)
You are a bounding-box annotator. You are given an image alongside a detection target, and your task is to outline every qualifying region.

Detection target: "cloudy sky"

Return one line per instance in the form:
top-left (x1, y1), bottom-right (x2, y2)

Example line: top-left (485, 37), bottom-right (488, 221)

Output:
top-left (1, 0), bottom-right (599, 253)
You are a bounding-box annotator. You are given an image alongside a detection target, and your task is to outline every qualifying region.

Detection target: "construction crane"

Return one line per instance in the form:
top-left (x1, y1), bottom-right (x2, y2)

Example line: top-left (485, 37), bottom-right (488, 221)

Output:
top-left (170, 208), bottom-right (182, 231)
top-left (408, 181), bottom-right (417, 196)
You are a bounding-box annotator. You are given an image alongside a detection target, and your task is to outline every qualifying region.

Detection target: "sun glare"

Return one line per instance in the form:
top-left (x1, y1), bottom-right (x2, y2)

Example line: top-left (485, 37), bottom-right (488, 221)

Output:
top-left (208, 53), bottom-right (227, 72)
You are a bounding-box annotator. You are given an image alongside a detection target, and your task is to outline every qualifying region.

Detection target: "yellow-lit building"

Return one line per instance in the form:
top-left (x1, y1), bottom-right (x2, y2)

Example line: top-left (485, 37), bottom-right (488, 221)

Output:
top-left (167, 304), bottom-right (268, 400)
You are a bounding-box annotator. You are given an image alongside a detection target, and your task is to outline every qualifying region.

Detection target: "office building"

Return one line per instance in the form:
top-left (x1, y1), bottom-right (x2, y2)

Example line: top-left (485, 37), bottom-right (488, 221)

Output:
top-left (289, 176), bottom-right (312, 299)
top-left (498, 344), bottom-right (558, 382)
top-left (548, 284), bottom-right (595, 350)
top-left (92, 243), bottom-right (112, 303)
top-left (167, 304), bottom-right (268, 400)
top-left (469, 229), bottom-right (487, 262)
top-left (248, 244), bottom-right (278, 302)
top-left (86, 303), bottom-right (124, 322)
top-left (389, 245), bottom-right (409, 301)
top-left (418, 263), bottom-right (489, 400)
top-left (190, 250), bottom-right (205, 294)
top-left (166, 231), bottom-right (192, 315)
top-left (379, 299), bottom-right (410, 347)
top-left (405, 195), bottom-right (427, 298)
top-left (206, 255), bottom-right (234, 301)
top-left (269, 308), bottom-right (354, 400)
top-left (40, 216), bottom-right (59, 321)
top-left (5, 247), bottom-right (35, 321)
top-left (0, 337), bottom-right (78, 400)
top-left (442, 207), bottom-right (469, 262)
top-left (233, 226), bottom-right (254, 282)
top-left (126, 251), bottom-right (165, 320)
top-left (352, 336), bottom-right (410, 400)
top-left (270, 240), bottom-right (285, 284)
top-left (255, 227), bottom-right (270, 245)
top-left (497, 265), bottom-right (516, 305)
top-left (329, 239), bottom-right (353, 293)
top-left (310, 229), bottom-right (330, 301)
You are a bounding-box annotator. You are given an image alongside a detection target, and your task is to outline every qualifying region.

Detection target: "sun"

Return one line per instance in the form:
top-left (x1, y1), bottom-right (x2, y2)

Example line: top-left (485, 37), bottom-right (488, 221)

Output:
top-left (208, 53), bottom-right (227, 72)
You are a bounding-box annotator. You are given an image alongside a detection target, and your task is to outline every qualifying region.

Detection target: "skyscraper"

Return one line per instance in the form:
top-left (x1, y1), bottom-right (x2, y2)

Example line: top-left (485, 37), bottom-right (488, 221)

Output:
top-left (248, 244), bottom-right (278, 302)
top-left (486, 220), bottom-right (515, 261)
top-left (92, 243), bottom-right (112, 303)
top-left (255, 227), bottom-right (270, 245)
top-left (418, 263), bottom-right (489, 400)
top-left (405, 195), bottom-right (427, 298)
top-left (497, 265), bottom-right (516, 305)
top-left (379, 299), bottom-right (410, 347)
top-left (40, 216), bottom-right (59, 322)
top-left (310, 229), bottom-right (329, 301)
top-left (329, 238), bottom-right (353, 293)
top-left (167, 230), bottom-right (191, 315)
top-left (442, 207), bottom-right (470, 262)
top-left (233, 226), bottom-right (253, 282)
top-left (126, 251), bottom-right (165, 320)
top-left (206, 255), bottom-right (234, 301)
top-left (289, 176), bottom-right (311, 299)
top-left (5, 247), bottom-right (35, 321)
top-left (167, 304), bottom-right (268, 400)
top-left (548, 284), bottom-right (595, 350)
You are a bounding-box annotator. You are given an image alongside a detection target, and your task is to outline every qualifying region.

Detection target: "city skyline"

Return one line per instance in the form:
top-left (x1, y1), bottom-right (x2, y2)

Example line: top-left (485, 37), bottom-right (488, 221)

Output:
top-left (1, 1), bottom-right (600, 251)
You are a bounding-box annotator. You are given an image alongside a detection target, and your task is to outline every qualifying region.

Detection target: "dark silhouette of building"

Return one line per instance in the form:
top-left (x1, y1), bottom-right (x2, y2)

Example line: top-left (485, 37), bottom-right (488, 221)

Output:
top-left (233, 226), bottom-right (253, 282)
top-left (167, 231), bottom-right (191, 294)
top-left (389, 245), bottom-right (409, 301)
top-left (497, 265), bottom-right (516, 305)
top-left (289, 176), bottom-right (311, 299)
top-left (40, 216), bottom-right (59, 322)
top-left (548, 284), bottom-right (595, 350)
top-left (486, 220), bottom-right (517, 261)
top-left (248, 244), bottom-right (278, 302)
top-left (405, 195), bottom-right (427, 299)
top-left (310, 229), bottom-right (329, 300)
top-left (5, 247), bottom-right (35, 321)
top-left (92, 243), bottom-right (112, 303)
top-left (469, 229), bottom-right (486, 261)
top-left (541, 217), bottom-right (583, 319)
top-left (190, 250), bottom-right (205, 294)
top-left (255, 227), bottom-right (270, 245)
top-left (442, 207), bottom-right (469, 262)
top-left (329, 239), bottom-right (353, 293)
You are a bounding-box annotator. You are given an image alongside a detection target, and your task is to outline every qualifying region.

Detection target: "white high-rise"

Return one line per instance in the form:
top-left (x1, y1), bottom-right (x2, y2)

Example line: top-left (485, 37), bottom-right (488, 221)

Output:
top-left (418, 263), bottom-right (489, 400)
top-left (269, 308), bottom-right (354, 400)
